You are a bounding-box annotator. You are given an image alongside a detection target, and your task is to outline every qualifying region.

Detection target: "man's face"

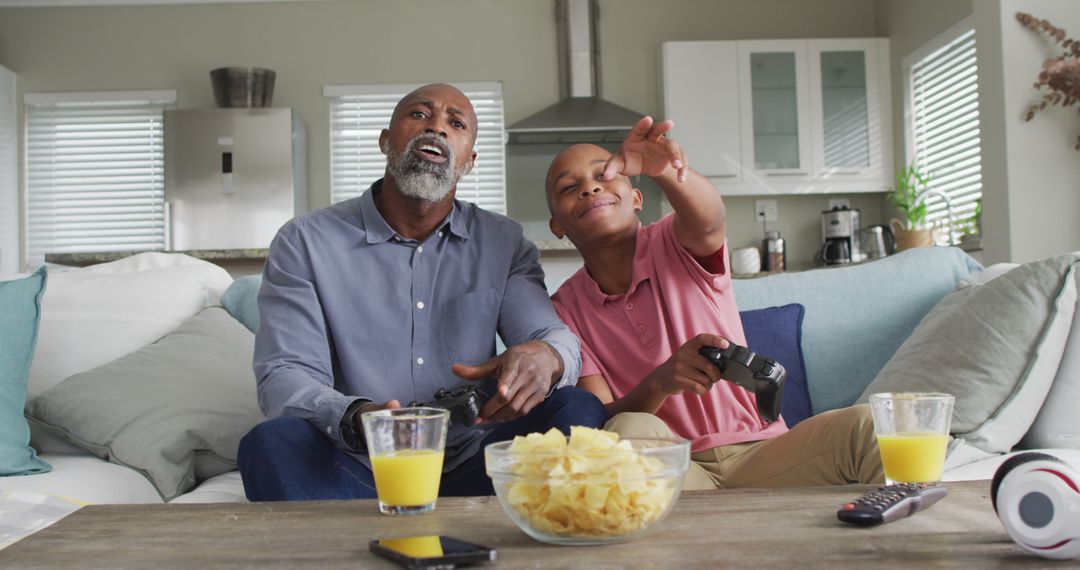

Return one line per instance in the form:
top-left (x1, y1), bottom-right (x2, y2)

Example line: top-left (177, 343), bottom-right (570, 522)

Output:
top-left (547, 144), bottom-right (642, 243)
top-left (381, 84), bottom-right (478, 202)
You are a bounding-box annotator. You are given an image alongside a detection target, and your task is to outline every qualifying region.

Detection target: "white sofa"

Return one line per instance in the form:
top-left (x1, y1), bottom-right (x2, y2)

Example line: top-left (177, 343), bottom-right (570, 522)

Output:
top-left (3, 248), bottom-right (1079, 507)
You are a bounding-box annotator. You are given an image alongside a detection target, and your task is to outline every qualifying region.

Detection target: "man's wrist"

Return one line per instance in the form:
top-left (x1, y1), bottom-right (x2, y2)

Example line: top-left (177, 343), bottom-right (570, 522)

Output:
top-left (339, 399), bottom-right (371, 452)
top-left (538, 341), bottom-right (564, 386)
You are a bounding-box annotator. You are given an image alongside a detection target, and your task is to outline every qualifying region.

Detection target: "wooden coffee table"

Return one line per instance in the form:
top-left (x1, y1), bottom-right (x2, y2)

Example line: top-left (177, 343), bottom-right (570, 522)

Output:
top-left (0, 480), bottom-right (1053, 568)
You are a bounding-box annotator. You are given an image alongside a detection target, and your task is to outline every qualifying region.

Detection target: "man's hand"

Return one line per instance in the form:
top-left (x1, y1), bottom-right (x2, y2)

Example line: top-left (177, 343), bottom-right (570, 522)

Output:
top-left (648, 333), bottom-right (730, 396)
top-left (602, 116), bottom-right (688, 183)
top-left (452, 341), bottom-right (563, 423)
top-left (357, 400), bottom-right (401, 415)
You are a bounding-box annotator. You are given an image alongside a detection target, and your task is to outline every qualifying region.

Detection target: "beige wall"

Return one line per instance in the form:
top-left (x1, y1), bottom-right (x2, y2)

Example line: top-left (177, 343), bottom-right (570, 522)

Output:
top-left (976, 0), bottom-right (1080, 263)
top-left (0, 0), bottom-right (882, 269)
top-left (873, 0), bottom-right (973, 177)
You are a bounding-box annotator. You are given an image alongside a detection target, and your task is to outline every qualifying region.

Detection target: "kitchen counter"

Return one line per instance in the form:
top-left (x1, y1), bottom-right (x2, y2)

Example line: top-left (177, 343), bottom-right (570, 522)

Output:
top-left (45, 249), bottom-right (271, 267)
top-left (46, 240), bottom-right (579, 272)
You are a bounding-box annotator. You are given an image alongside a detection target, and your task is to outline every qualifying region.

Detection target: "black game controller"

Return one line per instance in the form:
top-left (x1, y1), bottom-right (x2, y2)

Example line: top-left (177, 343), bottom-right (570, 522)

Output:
top-left (698, 343), bottom-right (786, 423)
top-left (410, 385), bottom-right (484, 426)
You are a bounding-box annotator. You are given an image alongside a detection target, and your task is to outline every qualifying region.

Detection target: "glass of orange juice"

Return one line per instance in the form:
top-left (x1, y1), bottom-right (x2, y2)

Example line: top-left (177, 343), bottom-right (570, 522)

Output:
top-left (868, 392), bottom-right (955, 484)
top-left (361, 407), bottom-right (450, 515)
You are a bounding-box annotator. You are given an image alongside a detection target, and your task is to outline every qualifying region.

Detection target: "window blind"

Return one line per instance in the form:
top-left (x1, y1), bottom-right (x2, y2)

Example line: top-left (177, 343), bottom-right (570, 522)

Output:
top-left (907, 25), bottom-right (982, 244)
top-left (325, 82), bottom-right (506, 213)
top-left (25, 90), bottom-right (175, 266)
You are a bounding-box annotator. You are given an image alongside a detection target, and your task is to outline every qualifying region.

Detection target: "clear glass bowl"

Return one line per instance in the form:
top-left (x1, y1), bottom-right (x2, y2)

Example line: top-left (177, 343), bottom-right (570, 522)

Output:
top-left (485, 437), bottom-right (690, 545)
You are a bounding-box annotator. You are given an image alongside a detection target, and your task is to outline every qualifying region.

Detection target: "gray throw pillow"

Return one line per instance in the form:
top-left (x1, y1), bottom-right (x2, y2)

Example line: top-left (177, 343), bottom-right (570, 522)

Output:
top-left (26, 307), bottom-right (263, 500)
top-left (857, 253), bottom-right (1078, 454)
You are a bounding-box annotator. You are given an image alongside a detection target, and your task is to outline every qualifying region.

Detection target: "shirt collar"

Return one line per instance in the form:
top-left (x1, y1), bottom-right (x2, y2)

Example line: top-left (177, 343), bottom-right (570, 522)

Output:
top-left (579, 220), bottom-right (649, 306)
top-left (359, 179), bottom-right (470, 244)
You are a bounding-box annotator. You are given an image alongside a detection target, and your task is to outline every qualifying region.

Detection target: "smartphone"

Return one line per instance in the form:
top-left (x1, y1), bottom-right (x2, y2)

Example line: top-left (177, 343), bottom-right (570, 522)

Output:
top-left (369, 535), bottom-right (497, 569)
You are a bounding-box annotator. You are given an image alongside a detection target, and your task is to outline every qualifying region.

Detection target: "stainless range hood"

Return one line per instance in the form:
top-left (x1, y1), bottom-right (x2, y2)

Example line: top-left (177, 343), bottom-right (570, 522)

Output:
top-left (506, 0), bottom-right (643, 144)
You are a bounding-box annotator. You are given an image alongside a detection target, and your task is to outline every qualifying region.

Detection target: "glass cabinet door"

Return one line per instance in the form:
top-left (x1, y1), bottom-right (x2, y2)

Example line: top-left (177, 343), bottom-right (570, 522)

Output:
top-left (819, 51), bottom-right (870, 169)
top-left (749, 52), bottom-right (801, 170)
top-left (809, 39), bottom-right (883, 181)
top-left (738, 40), bottom-right (812, 180)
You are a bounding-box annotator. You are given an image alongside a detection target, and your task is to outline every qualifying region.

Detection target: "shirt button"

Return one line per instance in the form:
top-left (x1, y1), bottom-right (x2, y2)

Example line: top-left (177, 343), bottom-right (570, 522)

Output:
top-left (416, 301), bottom-right (425, 309)
top-left (416, 357), bottom-right (425, 365)
top-left (438, 231), bottom-right (444, 238)
top-left (417, 246), bottom-right (424, 254)
top-left (625, 303), bottom-right (634, 311)
top-left (325, 426), bottom-right (332, 435)
top-left (637, 324), bottom-right (646, 333)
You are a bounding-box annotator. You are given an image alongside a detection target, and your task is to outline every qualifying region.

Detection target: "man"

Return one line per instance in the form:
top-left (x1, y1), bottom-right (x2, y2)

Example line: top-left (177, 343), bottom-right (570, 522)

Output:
top-left (546, 117), bottom-right (883, 489)
top-left (238, 83), bottom-right (606, 501)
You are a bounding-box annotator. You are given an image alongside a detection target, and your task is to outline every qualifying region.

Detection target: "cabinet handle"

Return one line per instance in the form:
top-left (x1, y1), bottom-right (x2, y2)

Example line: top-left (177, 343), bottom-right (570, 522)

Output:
top-left (823, 170), bottom-right (862, 176)
top-left (765, 171), bottom-right (809, 176)
top-left (707, 173), bottom-right (739, 178)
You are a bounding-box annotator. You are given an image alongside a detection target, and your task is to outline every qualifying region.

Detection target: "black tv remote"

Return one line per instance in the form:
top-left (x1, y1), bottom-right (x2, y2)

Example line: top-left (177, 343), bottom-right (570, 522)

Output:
top-left (837, 483), bottom-right (948, 526)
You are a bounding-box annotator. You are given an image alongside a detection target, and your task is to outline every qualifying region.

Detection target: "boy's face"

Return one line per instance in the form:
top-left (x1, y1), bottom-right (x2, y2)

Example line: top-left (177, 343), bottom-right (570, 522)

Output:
top-left (546, 144), bottom-right (643, 244)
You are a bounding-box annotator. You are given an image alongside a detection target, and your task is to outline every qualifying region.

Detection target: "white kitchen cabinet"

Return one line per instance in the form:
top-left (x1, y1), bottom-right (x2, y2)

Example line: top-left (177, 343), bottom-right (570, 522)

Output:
top-left (738, 40), bottom-right (813, 182)
top-left (661, 38), bottom-right (891, 195)
top-left (661, 41), bottom-right (741, 180)
top-left (808, 39), bottom-right (888, 182)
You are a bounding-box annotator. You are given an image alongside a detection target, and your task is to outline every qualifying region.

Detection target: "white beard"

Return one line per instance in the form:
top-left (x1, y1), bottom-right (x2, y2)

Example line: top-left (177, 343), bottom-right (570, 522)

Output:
top-left (386, 134), bottom-right (464, 202)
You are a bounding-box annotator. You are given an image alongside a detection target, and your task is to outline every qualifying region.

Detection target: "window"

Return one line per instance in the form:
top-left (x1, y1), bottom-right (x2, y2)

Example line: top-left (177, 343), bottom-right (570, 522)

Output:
top-left (25, 90), bottom-right (176, 266)
top-left (904, 17), bottom-right (982, 244)
top-left (324, 82), bottom-right (506, 213)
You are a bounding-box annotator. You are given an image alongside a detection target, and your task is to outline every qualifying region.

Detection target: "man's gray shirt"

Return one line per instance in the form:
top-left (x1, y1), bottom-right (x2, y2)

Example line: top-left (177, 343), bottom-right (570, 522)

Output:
top-left (253, 180), bottom-right (581, 470)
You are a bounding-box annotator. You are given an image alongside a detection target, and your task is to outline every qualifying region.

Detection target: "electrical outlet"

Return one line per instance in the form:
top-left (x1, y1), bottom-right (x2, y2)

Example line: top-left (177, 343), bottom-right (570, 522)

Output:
top-left (828, 198), bottom-right (850, 211)
top-left (755, 200), bottom-right (778, 222)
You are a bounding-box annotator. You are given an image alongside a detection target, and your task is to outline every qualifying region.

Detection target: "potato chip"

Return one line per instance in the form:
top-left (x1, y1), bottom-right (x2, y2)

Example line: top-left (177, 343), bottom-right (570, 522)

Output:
top-left (502, 426), bottom-right (680, 538)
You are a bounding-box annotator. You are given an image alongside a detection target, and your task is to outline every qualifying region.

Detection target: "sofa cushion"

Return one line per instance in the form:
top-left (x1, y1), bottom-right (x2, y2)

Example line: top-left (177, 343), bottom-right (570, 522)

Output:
top-left (740, 304), bottom-right (812, 427)
top-left (732, 247), bottom-right (981, 414)
top-left (1023, 268), bottom-right (1080, 450)
top-left (27, 253), bottom-right (233, 402)
top-left (0, 268), bottom-right (51, 476)
top-left (858, 253), bottom-right (1078, 454)
top-left (26, 307), bottom-right (263, 501)
top-left (0, 454), bottom-right (163, 504)
top-left (221, 274), bottom-right (262, 333)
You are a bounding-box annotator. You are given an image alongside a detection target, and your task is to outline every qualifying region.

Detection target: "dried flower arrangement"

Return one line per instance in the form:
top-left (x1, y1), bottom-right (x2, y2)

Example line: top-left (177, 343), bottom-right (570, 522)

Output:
top-left (1016, 12), bottom-right (1080, 150)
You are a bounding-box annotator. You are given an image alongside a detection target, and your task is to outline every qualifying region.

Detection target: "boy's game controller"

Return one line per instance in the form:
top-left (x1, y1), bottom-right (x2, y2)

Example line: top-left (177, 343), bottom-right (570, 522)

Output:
top-left (698, 343), bottom-right (786, 423)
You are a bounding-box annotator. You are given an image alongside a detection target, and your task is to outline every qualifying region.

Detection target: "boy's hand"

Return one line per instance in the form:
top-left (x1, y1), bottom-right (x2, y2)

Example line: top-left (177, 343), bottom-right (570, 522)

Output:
top-left (603, 116), bottom-right (689, 183)
top-left (650, 333), bottom-right (729, 396)
top-left (452, 341), bottom-right (562, 423)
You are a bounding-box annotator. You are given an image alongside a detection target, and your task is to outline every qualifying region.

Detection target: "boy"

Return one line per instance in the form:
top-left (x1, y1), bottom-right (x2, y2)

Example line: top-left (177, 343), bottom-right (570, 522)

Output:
top-left (547, 117), bottom-right (883, 489)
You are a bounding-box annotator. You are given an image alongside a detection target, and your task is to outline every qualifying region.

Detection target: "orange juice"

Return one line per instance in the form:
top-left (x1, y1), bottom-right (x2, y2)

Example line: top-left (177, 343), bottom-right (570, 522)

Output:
top-left (378, 535), bottom-right (443, 558)
top-left (370, 449), bottom-right (444, 506)
top-left (876, 432), bottom-right (949, 483)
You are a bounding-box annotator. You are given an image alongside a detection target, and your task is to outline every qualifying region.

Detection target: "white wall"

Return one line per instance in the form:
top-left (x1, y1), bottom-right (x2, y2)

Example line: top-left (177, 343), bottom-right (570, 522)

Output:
top-left (0, 64), bottom-right (15, 274)
top-left (976, 0), bottom-right (1080, 263)
top-left (0, 0), bottom-right (882, 271)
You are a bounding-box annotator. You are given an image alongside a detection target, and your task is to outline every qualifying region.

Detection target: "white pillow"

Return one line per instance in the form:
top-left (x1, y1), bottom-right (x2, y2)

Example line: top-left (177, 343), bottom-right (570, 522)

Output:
top-left (1023, 268), bottom-right (1080, 450)
top-left (26, 253), bottom-right (233, 400)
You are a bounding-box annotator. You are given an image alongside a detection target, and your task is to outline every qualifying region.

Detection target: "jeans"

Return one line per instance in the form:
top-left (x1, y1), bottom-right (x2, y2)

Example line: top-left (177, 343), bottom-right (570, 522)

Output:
top-left (237, 386), bottom-right (606, 501)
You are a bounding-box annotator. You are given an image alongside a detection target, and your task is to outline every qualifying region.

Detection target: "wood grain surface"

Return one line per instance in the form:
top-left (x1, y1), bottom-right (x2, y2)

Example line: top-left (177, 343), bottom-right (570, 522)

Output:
top-left (0, 480), bottom-right (1059, 569)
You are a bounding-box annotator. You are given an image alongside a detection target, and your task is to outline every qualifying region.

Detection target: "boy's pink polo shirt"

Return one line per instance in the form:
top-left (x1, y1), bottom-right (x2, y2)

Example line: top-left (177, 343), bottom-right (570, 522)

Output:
top-left (552, 214), bottom-right (788, 452)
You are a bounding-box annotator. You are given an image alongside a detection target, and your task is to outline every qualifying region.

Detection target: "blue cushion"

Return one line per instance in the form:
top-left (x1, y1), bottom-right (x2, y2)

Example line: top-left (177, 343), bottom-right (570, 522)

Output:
top-left (740, 304), bottom-right (812, 427)
top-left (733, 247), bottom-right (982, 415)
top-left (220, 275), bottom-right (262, 333)
top-left (0, 267), bottom-right (52, 476)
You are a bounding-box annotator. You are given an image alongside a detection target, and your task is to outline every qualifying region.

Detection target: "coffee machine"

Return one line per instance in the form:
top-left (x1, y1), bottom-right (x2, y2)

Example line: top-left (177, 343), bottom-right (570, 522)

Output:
top-left (819, 206), bottom-right (861, 265)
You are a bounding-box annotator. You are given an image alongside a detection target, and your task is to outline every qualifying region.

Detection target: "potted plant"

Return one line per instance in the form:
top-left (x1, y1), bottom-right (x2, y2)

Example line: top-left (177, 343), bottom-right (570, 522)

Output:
top-left (887, 164), bottom-right (935, 251)
top-left (958, 199), bottom-right (982, 251)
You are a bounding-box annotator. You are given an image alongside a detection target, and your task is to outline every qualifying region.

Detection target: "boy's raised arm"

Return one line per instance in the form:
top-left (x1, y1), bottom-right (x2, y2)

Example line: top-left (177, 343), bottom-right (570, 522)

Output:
top-left (603, 116), bottom-right (727, 258)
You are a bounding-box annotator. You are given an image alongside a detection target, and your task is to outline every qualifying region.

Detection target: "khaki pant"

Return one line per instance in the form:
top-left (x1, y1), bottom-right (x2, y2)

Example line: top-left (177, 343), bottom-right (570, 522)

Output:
top-left (604, 406), bottom-right (884, 491)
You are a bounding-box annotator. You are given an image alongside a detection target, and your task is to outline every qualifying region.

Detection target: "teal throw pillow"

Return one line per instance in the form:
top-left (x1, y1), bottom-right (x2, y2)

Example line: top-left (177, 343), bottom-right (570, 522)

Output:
top-left (221, 275), bottom-right (262, 333)
top-left (0, 267), bottom-right (52, 476)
